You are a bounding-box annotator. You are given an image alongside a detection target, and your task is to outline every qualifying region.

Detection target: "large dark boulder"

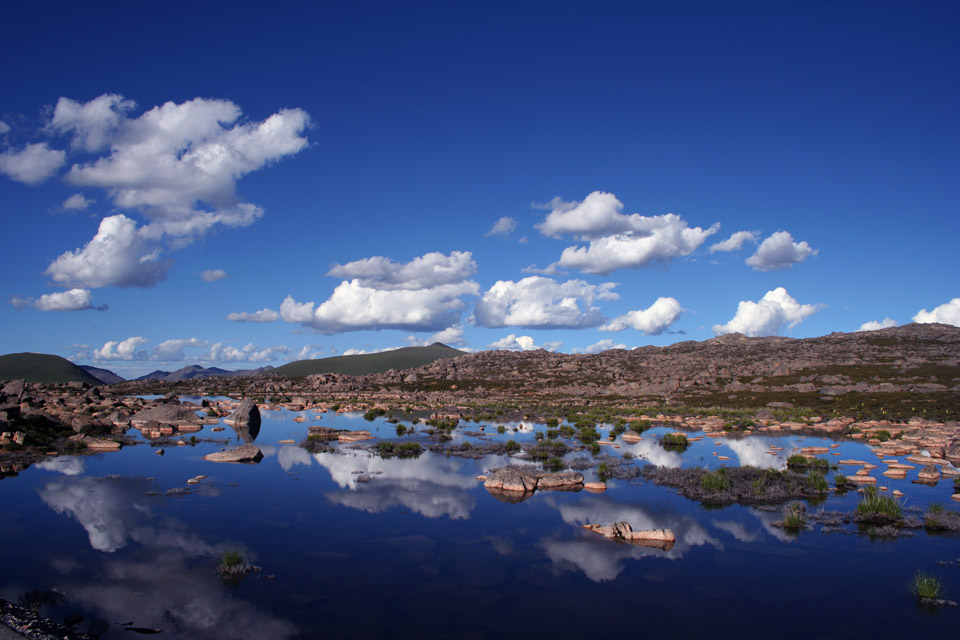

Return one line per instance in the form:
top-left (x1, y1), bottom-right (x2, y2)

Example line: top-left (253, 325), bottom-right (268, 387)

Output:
top-left (224, 399), bottom-right (261, 442)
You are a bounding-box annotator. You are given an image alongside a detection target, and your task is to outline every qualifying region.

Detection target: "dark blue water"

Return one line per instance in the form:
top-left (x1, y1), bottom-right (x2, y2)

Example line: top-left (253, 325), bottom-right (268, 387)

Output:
top-left (1, 400), bottom-right (958, 639)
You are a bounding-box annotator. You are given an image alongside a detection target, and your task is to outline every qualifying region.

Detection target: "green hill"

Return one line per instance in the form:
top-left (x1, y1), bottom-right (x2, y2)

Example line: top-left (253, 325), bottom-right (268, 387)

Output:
top-left (274, 343), bottom-right (465, 378)
top-left (0, 353), bottom-right (104, 385)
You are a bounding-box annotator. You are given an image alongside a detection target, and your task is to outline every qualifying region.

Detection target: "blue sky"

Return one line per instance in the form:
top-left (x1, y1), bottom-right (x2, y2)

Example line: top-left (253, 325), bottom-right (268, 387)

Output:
top-left (1, 0), bottom-right (957, 377)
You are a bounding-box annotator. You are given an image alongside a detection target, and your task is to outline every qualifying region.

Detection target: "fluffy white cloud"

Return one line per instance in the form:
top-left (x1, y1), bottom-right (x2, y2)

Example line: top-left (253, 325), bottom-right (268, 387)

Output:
top-left (326, 251), bottom-right (475, 290)
top-left (474, 276), bottom-right (617, 328)
top-left (200, 268), bottom-right (227, 282)
top-left (858, 317), bottom-right (897, 332)
top-left (11, 288), bottom-right (104, 312)
top-left (226, 308), bottom-right (279, 323)
top-left (49, 94), bottom-right (135, 151)
top-left (152, 338), bottom-right (209, 361)
top-left (913, 298), bottom-right (960, 327)
top-left (745, 231), bottom-right (816, 271)
top-left (488, 334), bottom-right (561, 352)
top-left (63, 193), bottom-right (94, 210)
top-left (537, 191), bottom-right (631, 239)
top-left (485, 216), bottom-right (517, 236)
top-left (208, 342), bottom-right (291, 362)
top-left (713, 287), bottom-right (821, 337)
top-left (572, 339), bottom-right (627, 354)
top-left (37, 94), bottom-right (310, 288)
top-left (600, 297), bottom-right (682, 334)
top-left (280, 280), bottom-right (478, 334)
top-left (45, 214), bottom-right (172, 288)
top-left (709, 230), bottom-right (758, 253)
top-left (536, 192), bottom-right (718, 275)
top-left (0, 121), bottom-right (10, 134)
top-left (0, 142), bottom-right (66, 184)
top-left (95, 337), bottom-right (149, 361)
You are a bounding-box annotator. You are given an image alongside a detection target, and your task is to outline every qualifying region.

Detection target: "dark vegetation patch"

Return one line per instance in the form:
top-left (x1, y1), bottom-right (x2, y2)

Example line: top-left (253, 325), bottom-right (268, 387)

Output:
top-left (376, 441), bottom-right (422, 459)
top-left (638, 465), bottom-right (822, 504)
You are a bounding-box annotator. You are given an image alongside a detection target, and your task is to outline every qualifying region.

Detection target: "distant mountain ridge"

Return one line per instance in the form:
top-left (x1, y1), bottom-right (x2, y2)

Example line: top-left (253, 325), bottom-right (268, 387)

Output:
top-left (135, 364), bottom-right (275, 382)
top-left (0, 353), bottom-right (103, 385)
top-left (79, 365), bottom-right (126, 385)
top-left (273, 343), bottom-right (465, 378)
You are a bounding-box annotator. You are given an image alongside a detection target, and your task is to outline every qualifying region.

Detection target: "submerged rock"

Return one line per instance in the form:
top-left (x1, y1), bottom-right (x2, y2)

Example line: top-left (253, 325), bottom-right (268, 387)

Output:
top-left (203, 444), bottom-right (263, 464)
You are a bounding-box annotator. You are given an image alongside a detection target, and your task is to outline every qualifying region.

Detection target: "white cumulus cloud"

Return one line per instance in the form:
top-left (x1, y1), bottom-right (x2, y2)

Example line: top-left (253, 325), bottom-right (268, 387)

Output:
top-left (473, 276), bottom-right (618, 328)
top-left (326, 251), bottom-right (475, 290)
top-left (572, 339), bottom-right (627, 354)
top-left (280, 280), bottom-right (478, 334)
top-left (11, 288), bottom-right (105, 312)
top-left (226, 308), bottom-right (279, 323)
top-left (709, 230), bottom-right (758, 253)
top-left (37, 94), bottom-right (309, 288)
top-left (745, 231), bottom-right (816, 271)
top-left (713, 287), bottom-right (821, 337)
top-left (0, 142), bottom-right (66, 184)
top-left (200, 269), bottom-right (227, 282)
top-left (485, 216), bottom-right (517, 237)
top-left (95, 337), bottom-right (149, 361)
top-left (63, 193), bottom-right (94, 211)
top-left (488, 334), bottom-right (561, 352)
top-left (600, 297), bottom-right (682, 334)
top-left (913, 298), bottom-right (960, 327)
top-left (536, 192), bottom-right (718, 275)
top-left (46, 214), bottom-right (172, 288)
top-left (858, 317), bottom-right (897, 332)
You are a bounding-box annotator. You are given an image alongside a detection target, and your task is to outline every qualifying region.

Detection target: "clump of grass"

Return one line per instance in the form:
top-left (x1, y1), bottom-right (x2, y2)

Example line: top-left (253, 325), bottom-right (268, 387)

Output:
top-left (833, 472), bottom-right (853, 492)
top-left (221, 549), bottom-right (243, 568)
top-left (807, 470), bottom-right (829, 494)
top-left (505, 439), bottom-right (520, 452)
top-left (589, 442), bottom-right (601, 455)
top-left (911, 570), bottom-right (944, 600)
top-left (660, 433), bottom-right (689, 452)
top-left (855, 486), bottom-right (902, 523)
top-left (780, 502), bottom-right (807, 531)
top-left (786, 454), bottom-right (807, 468)
top-left (376, 441), bottom-right (422, 458)
top-left (598, 462), bottom-right (610, 482)
top-left (544, 456), bottom-right (564, 472)
top-left (497, 425), bottom-right (506, 434)
top-left (953, 477), bottom-right (960, 491)
top-left (395, 423), bottom-right (408, 436)
top-left (701, 468), bottom-right (731, 492)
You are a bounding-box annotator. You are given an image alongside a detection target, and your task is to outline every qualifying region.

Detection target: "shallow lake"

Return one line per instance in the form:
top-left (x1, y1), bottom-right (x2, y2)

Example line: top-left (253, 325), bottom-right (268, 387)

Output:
top-left (2, 399), bottom-right (958, 639)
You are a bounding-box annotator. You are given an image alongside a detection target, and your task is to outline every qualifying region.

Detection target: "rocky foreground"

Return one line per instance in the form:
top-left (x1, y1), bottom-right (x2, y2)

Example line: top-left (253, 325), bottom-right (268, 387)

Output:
top-left (1, 323), bottom-right (958, 479)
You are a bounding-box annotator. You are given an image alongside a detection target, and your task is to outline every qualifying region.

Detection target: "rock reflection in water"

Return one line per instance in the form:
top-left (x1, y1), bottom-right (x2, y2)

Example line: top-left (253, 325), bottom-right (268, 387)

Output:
top-left (540, 495), bottom-right (721, 582)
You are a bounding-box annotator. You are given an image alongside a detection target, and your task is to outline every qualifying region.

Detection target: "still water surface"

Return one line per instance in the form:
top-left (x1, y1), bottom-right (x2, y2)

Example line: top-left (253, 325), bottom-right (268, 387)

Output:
top-left (1, 399), bottom-right (958, 638)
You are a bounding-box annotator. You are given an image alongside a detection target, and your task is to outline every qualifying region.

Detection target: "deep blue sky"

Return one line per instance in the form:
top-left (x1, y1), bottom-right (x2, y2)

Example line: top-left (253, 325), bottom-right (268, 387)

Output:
top-left (1, 0), bottom-right (957, 376)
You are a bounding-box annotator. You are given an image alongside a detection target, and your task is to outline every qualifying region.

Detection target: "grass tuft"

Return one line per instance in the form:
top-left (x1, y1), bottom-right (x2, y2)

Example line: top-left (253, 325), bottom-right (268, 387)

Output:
top-left (911, 570), bottom-right (943, 600)
top-left (855, 486), bottom-right (902, 522)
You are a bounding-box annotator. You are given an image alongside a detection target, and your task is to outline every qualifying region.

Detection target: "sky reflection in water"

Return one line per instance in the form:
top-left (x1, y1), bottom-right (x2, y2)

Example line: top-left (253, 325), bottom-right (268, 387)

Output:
top-left (1, 404), bottom-right (958, 638)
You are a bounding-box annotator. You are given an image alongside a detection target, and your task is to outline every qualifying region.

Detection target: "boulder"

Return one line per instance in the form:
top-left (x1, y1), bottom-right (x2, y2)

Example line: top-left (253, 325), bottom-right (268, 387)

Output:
top-left (224, 399), bottom-right (261, 442)
top-left (203, 444), bottom-right (263, 464)
top-left (916, 465), bottom-right (940, 484)
top-left (131, 403), bottom-right (202, 427)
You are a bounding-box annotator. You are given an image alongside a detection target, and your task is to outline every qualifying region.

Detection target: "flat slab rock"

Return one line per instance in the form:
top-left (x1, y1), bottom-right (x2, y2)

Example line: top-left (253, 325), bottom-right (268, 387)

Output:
top-left (484, 466), bottom-right (583, 492)
top-left (203, 444), bottom-right (263, 463)
top-left (583, 522), bottom-right (676, 549)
